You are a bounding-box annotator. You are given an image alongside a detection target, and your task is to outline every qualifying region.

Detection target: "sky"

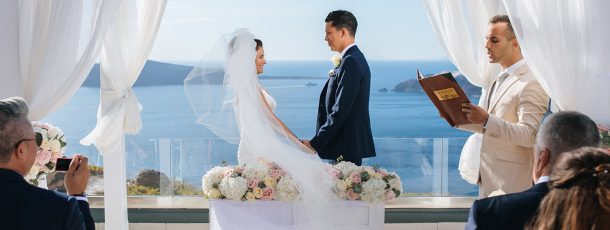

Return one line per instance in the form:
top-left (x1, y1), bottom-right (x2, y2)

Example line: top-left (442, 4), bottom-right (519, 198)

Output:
top-left (149, 0), bottom-right (448, 62)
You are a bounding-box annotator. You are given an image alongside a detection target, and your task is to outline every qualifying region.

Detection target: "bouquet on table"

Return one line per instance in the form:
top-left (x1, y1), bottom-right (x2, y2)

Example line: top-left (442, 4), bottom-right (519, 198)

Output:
top-left (331, 161), bottom-right (402, 203)
top-left (25, 123), bottom-right (66, 186)
top-left (201, 158), bottom-right (403, 203)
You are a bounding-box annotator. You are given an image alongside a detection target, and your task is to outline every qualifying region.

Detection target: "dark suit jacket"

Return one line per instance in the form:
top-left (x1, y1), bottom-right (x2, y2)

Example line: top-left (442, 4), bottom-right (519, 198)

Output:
top-left (0, 168), bottom-right (94, 230)
top-left (465, 182), bottom-right (549, 230)
top-left (310, 45), bottom-right (376, 164)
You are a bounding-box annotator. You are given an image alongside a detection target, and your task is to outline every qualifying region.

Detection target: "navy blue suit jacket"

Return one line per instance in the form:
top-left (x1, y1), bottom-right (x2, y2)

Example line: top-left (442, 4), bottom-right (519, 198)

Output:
top-left (310, 45), bottom-right (376, 164)
top-left (465, 182), bottom-right (549, 230)
top-left (0, 168), bottom-right (94, 230)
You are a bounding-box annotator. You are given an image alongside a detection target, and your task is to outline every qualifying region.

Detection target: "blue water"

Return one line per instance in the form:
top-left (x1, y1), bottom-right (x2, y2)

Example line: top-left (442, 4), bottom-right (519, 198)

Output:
top-left (42, 60), bottom-right (479, 196)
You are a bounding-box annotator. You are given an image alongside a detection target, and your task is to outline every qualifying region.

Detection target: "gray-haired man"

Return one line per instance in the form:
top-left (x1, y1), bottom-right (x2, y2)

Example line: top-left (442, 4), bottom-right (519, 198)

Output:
top-left (0, 97), bottom-right (94, 230)
top-left (465, 111), bottom-right (601, 230)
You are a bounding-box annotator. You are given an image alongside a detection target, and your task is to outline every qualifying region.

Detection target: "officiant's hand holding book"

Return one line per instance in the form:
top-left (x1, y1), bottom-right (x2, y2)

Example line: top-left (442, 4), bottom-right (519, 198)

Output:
top-left (417, 70), bottom-right (471, 127)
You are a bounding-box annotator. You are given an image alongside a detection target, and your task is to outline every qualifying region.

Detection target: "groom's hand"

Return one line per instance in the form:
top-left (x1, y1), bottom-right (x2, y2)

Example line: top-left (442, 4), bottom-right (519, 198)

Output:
top-left (301, 140), bottom-right (317, 154)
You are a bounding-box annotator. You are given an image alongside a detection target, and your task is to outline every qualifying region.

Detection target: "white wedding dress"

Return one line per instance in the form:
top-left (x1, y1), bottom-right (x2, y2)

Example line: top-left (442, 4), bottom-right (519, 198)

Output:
top-left (185, 29), bottom-right (340, 230)
top-left (237, 84), bottom-right (276, 163)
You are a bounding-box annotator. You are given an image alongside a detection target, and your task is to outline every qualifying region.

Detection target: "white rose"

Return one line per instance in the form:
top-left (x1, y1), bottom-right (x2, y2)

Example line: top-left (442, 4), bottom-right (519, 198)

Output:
top-left (50, 140), bottom-right (61, 153)
top-left (276, 176), bottom-right (299, 201)
top-left (336, 180), bottom-right (347, 192)
top-left (202, 166), bottom-right (228, 194)
top-left (47, 127), bottom-right (59, 139)
top-left (331, 54), bottom-right (342, 67)
top-left (219, 177), bottom-right (248, 201)
top-left (207, 188), bottom-right (222, 199)
top-left (40, 140), bottom-right (51, 151)
top-left (361, 179), bottom-right (387, 203)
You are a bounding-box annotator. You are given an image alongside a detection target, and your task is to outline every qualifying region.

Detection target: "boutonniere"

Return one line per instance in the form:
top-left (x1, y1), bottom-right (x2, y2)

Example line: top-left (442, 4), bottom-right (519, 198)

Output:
top-left (331, 54), bottom-right (342, 67)
top-left (328, 54), bottom-right (342, 77)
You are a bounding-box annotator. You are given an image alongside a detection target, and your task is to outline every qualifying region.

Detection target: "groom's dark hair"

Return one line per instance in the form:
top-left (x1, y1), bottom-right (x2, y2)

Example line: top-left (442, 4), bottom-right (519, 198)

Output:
top-left (325, 10), bottom-right (357, 37)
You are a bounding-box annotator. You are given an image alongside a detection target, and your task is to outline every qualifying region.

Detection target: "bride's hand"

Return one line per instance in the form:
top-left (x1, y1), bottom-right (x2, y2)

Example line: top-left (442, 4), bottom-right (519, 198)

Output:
top-left (301, 140), bottom-right (317, 154)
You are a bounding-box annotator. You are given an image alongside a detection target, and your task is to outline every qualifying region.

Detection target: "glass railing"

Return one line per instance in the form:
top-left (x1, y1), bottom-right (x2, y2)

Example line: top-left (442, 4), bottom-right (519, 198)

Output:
top-left (42, 137), bottom-right (478, 197)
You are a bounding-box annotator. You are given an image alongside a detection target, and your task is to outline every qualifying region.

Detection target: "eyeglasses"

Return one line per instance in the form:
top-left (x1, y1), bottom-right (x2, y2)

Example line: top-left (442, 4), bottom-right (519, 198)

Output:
top-left (14, 136), bottom-right (42, 149)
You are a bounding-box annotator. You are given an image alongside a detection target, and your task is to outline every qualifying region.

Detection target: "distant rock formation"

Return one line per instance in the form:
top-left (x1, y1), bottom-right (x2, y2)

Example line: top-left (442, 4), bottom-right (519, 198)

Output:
top-left (392, 73), bottom-right (482, 97)
top-left (378, 88), bottom-right (388, 93)
top-left (82, 60), bottom-right (194, 87)
top-left (82, 60), bottom-right (326, 87)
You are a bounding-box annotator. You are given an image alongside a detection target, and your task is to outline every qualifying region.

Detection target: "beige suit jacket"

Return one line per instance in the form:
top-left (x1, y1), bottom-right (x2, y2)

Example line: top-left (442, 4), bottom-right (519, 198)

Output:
top-left (459, 63), bottom-right (549, 198)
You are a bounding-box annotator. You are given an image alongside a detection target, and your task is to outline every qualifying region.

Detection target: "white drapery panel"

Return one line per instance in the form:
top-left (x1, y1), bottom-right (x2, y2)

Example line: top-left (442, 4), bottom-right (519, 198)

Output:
top-left (11, 0), bottom-right (122, 121)
top-left (423, 0), bottom-right (505, 184)
top-left (504, 0), bottom-right (610, 124)
top-left (80, 0), bottom-right (167, 229)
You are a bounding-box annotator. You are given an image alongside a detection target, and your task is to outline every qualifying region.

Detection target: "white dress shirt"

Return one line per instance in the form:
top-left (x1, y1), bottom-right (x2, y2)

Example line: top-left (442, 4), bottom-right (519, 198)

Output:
top-left (340, 43), bottom-right (356, 58)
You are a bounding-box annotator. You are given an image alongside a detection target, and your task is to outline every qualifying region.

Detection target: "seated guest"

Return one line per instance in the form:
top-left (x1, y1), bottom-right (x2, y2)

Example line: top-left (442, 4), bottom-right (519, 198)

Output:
top-left (527, 147), bottom-right (610, 230)
top-left (0, 97), bottom-right (94, 230)
top-left (465, 111), bottom-right (601, 230)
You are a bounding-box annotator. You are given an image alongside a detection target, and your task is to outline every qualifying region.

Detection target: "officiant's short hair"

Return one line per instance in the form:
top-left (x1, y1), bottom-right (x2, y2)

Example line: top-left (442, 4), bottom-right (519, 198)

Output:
top-left (489, 15), bottom-right (515, 39)
top-left (325, 10), bottom-right (358, 37)
top-left (0, 97), bottom-right (30, 162)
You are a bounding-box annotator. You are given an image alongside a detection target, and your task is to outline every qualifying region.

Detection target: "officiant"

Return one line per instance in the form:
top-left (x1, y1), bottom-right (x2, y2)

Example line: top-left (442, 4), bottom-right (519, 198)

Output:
top-left (458, 15), bottom-right (549, 198)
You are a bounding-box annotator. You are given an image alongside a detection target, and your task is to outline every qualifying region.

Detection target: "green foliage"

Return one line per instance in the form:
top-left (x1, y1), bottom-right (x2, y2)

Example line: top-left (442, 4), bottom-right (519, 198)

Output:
top-left (173, 181), bottom-right (203, 196)
top-left (134, 169), bottom-right (170, 190)
top-left (88, 165), bottom-right (104, 176)
top-left (127, 185), bottom-right (160, 195)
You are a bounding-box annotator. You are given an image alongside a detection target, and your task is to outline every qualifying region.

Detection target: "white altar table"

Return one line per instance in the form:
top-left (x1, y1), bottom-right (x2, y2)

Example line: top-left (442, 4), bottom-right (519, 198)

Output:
top-left (209, 199), bottom-right (384, 230)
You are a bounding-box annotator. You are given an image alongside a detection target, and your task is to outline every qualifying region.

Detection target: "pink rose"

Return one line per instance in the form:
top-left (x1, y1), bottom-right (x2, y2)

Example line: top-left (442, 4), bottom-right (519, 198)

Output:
top-left (234, 167), bottom-right (244, 174)
top-left (385, 190), bottom-right (397, 202)
top-left (224, 168), bottom-right (240, 177)
top-left (350, 173), bottom-right (362, 184)
top-left (329, 169), bottom-right (341, 179)
top-left (38, 164), bottom-right (50, 173)
top-left (247, 179), bottom-right (258, 189)
top-left (378, 169), bottom-right (389, 177)
top-left (346, 189), bottom-right (360, 200)
top-left (269, 169), bottom-right (284, 180)
top-left (36, 150), bottom-right (52, 165)
top-left (50, 152), bottom-right (60, 164)
top-left (261, 187), bottom-right (275, 200)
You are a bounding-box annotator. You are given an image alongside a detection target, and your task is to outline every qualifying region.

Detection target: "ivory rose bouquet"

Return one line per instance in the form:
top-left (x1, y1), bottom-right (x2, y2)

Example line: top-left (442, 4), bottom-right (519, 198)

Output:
top-left (25, 123), bottom-right (66, 186)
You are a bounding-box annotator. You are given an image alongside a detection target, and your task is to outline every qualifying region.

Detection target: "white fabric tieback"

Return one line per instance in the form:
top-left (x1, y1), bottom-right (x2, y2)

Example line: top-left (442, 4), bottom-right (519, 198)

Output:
top-left (99, 88), bottom-right (142, 133)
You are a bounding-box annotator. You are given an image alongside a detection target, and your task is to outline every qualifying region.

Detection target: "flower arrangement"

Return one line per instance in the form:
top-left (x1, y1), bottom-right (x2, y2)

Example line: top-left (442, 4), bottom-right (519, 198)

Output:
top-left (201, 158), bottom-right (298, 201)
top-left (25, 123), bottom-right (66, 186)
top-left (332, 161), bottom-right (403, 203)
top-left (201, 159), bottom-right (403, 203)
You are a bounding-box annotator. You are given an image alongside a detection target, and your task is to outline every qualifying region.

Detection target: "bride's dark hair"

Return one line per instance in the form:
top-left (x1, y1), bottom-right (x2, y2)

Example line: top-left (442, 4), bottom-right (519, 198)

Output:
top-left (527, 147), bottom-right (610, 230)
top-left (254, 39), bottom-right (263, 50)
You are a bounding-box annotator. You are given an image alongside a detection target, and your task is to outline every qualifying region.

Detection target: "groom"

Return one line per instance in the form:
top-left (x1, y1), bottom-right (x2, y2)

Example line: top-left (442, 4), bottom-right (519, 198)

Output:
top-left (303, 10), bottom-right (376, 166)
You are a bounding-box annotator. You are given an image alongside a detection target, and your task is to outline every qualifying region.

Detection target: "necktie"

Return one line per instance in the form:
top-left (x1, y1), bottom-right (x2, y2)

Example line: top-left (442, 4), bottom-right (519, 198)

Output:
top-left (488, 72), bottom-right (510, 107)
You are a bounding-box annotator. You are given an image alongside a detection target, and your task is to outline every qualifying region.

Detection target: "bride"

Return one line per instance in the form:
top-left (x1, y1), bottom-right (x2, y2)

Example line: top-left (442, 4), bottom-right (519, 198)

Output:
top-left (185, 29), bottom-right (340, 229)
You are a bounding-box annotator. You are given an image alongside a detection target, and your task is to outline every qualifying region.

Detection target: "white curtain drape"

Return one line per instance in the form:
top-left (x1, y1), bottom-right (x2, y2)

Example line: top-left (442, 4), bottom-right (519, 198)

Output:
top-left (6, 0), bottom-right (122, 120)
top-left (423, 0), bottom-right (504, 184)
top-left (504, 0), bottom-right (610, 124)
top-left (80, 0), bottom-right (166, 229)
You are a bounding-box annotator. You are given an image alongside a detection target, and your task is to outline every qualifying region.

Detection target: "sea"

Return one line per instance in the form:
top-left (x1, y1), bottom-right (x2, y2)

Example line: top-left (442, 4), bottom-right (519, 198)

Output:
top-left (42, 60), bottom-right (480, 196)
